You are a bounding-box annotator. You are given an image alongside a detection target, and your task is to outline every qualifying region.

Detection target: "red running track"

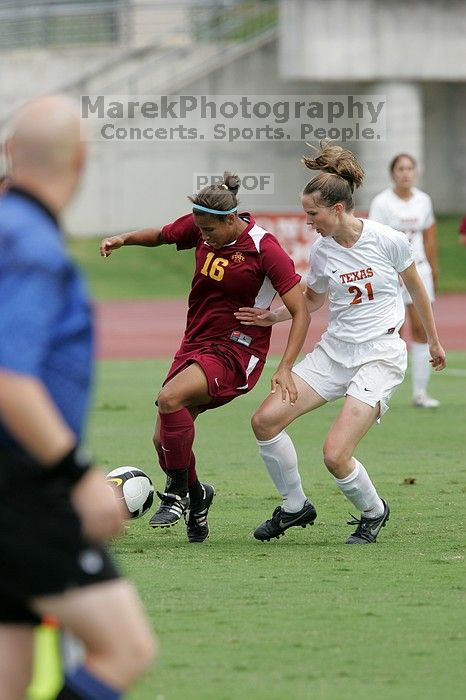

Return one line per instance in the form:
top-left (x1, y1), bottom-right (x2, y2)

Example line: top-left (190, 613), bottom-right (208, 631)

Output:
top-left (95, 294), bottom-right (466, 359)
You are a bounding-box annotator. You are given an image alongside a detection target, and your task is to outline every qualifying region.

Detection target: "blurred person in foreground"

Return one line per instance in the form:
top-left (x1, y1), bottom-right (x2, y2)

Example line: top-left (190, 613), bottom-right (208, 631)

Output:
top-left (369, 154), bottom-right (440, 408)
top-left (0, 95), bottom-right (156, 700)
top-left (236, 141), bottom-right (446, 545)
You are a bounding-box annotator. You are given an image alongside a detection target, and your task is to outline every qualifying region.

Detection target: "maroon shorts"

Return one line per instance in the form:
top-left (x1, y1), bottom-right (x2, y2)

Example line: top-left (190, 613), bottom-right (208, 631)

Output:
top-left (164, 341), bottom-right (265, 410)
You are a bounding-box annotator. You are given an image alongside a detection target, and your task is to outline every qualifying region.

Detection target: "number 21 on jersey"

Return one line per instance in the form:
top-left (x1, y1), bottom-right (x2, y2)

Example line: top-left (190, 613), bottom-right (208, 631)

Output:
top-left (348, 282), bottom-right (374, 305)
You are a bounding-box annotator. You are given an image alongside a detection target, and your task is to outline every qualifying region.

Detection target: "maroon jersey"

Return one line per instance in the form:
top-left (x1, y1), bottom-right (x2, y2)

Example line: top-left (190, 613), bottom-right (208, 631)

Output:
top-left (161, 213), bottom-right (301, 361)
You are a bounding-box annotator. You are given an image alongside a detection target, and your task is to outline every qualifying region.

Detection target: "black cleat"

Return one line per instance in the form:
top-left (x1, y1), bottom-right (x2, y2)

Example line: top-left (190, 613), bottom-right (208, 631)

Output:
top-left (253, 500), bottom-right (317, 541)
top-left (149, 491), bottom-right (190, 528)
top-left (185, 483), bottom-right (215, 543)
top-left (345, 500), bottom-right (390, 544)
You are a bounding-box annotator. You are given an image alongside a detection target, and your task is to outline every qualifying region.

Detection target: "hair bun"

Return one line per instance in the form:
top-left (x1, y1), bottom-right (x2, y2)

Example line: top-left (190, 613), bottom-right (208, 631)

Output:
top-left (188, 170), bottom-right (239, 214)
top-left (302, 139), bottom-right (364, 191)
top-left (222, 171), bottom-right (241, 196)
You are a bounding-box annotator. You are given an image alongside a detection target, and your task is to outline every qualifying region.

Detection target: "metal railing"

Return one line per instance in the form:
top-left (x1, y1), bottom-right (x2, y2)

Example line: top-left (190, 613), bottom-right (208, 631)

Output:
top-left (0, 1), bottom-right (278, 138)
top-left (61, 1), bottom-right (278, 94)
top-left (0, 1), bottom-right (129, 50)
top-left (0, 1), bottom-right (278, 52)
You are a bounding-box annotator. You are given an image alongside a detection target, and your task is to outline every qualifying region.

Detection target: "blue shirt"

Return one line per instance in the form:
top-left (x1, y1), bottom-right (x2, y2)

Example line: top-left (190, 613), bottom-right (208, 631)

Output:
top-left (0, 188), bottom-right (94, 450)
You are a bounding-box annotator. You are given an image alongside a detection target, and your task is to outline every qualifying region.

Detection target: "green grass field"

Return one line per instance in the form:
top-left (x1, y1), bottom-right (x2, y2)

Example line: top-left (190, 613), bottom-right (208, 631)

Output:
top-left (88, 353), bottom-right (466, 700)
top-left (70, 215), bottom-right (466, 299)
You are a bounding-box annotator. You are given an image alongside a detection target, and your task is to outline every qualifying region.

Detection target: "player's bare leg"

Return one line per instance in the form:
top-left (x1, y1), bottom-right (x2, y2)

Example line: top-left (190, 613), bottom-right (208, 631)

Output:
top-left (324, 396), bottom-right (390, 543)
top-left (0, 625), bottom-right (34, 700)
top-left (407, 304), bottom-right (440, 407)
top-left (152, 407), bottom-right (214, 541)
top-left (33, 579), bottom-right (156, 692)
top-left (151, 363), bottom-right (212, 529)
top-left (252, 374), bottom-right (325, 541)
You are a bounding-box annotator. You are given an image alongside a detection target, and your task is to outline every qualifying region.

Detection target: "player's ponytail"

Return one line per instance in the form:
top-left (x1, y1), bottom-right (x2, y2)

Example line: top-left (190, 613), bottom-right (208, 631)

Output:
top-left (302, 139), bottom-right (364, 210)
top-left (189, 171), bottom-right (240, 219)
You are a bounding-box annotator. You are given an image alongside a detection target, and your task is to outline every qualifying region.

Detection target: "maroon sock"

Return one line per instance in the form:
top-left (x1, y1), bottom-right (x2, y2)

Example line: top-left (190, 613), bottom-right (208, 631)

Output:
top-left (155, 441), bottom-right (166, 471)
top-left (159, 409), bottom-right (194, 470)
top-left (156, 443), bottom-right (195, 482)
top-left (155, 447), bottom-right (197, 491)
top-left (188, 451), bottom-right (198, 487)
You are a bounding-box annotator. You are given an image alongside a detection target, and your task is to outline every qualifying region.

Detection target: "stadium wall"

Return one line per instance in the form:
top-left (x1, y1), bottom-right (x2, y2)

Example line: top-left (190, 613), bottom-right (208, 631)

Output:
top-left (1, 1), bottom-right (466, 234)
top-left (65, 55), bottom-right (466, 234)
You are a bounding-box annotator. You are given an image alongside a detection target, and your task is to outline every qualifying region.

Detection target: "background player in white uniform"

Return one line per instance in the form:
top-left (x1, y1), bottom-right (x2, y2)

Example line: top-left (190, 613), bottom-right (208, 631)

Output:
top-left (236, 140), bottom-right (446, 545)
top-left (369, 154), bottom-right (440, 408)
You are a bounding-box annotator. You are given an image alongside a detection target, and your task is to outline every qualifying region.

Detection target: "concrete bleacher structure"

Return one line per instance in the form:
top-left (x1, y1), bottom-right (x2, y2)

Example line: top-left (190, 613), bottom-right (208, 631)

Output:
top-left (1, 1), bottom-right (465, 234)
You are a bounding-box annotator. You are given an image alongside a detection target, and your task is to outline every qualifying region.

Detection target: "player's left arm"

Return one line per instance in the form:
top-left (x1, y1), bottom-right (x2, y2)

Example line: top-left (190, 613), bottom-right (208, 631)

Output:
top-left (400, 263), bottom-right (446, 370)
top-left (422, 223), bottom-right (439, 291)
top-left (270, 282), bottom-right (310, 404)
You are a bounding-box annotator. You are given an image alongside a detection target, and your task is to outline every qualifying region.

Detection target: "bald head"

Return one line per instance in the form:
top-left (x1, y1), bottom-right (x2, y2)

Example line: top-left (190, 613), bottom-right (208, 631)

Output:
top-left (9, 95), bottom-right (82, 174)
top-left (7, 95), bottom-right (86, 213)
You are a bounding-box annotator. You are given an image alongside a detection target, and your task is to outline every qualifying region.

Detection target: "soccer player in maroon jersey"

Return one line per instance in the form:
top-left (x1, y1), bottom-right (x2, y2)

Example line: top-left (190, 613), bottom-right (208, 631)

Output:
top-left (100, 173), bottom-right (309, 542)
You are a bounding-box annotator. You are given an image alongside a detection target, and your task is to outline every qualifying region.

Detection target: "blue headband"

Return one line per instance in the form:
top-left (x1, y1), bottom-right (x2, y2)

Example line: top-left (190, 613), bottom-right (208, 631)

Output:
top-left (192, 204), bottom-right (238, 215)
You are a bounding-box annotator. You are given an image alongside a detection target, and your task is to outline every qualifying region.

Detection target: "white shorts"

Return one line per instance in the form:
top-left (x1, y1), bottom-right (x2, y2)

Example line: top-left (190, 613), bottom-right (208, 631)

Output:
top-left (293, 334), bottom-right (407, 417)
top-left (402, 261), bottom-right (434, 305)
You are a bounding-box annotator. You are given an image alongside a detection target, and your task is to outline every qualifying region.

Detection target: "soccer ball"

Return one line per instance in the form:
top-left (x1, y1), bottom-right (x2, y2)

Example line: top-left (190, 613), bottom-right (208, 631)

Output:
top-left (106, 466), bottom-right (154, 519)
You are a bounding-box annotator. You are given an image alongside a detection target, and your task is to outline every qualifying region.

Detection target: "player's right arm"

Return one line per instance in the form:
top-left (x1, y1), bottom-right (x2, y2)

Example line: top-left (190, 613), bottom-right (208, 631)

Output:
top-left (0, 372), bottom-right (125, 541)
top-left (399, 263), bottom-right (446, 371)
top-left (235, 285), bottom-right (327, 326)
top-left (100, 227), bottom-right (165, 257)
top-left (422, 222), bottom-right (439, 291)
top-left (0, 372), bottom-right (75, 464)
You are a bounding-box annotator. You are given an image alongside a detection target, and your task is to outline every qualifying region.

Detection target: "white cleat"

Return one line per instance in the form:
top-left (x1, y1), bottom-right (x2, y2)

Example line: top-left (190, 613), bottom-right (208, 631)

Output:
top-left (413, 393), bottom-right (440, 408)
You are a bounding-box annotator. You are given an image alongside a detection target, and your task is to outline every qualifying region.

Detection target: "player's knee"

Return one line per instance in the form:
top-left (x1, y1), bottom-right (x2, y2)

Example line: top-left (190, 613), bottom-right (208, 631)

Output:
top-left (322, 442), bottom-right (348, 476)
top-left (251, 409), bottom-right (275, 441)
top-left (156, 387), bottom-right (181, 414)
top-left (94, 628), bottom-right (157, 687)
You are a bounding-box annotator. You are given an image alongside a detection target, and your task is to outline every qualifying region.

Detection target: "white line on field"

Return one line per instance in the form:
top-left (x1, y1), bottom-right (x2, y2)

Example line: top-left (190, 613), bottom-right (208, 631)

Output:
top-left (441, 368), bottom-right (466, 377)
top-left (265, 361), bottom-right (466, 377)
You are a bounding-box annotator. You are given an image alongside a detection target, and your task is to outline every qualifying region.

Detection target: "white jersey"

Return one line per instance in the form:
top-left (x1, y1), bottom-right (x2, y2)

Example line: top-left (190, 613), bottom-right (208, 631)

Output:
top-left (306, 219), bottom-right (413, 345)
top-left (368, 187), bottom-right (435, 268)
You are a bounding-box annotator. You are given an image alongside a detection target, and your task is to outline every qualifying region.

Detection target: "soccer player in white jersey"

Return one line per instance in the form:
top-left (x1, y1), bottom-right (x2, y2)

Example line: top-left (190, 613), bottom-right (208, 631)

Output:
top-left (235, 140), bottom-right (446, 544)
top-left (369, 154), bottom-right (440, 408)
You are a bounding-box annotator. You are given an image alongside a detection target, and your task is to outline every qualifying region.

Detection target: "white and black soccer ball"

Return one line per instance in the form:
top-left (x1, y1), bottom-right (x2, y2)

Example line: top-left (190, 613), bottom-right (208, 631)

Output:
top-left (106, 466), bottom-right (154, 519)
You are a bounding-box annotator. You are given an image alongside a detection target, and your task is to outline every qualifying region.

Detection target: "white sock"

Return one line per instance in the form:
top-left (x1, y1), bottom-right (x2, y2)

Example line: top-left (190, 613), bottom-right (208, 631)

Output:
top-left (257, 431), bottom-right (307, 512)
top-left (335, 459), bottom-right (384, 518)
top-left (411, 341), bottom-right (431, 398)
